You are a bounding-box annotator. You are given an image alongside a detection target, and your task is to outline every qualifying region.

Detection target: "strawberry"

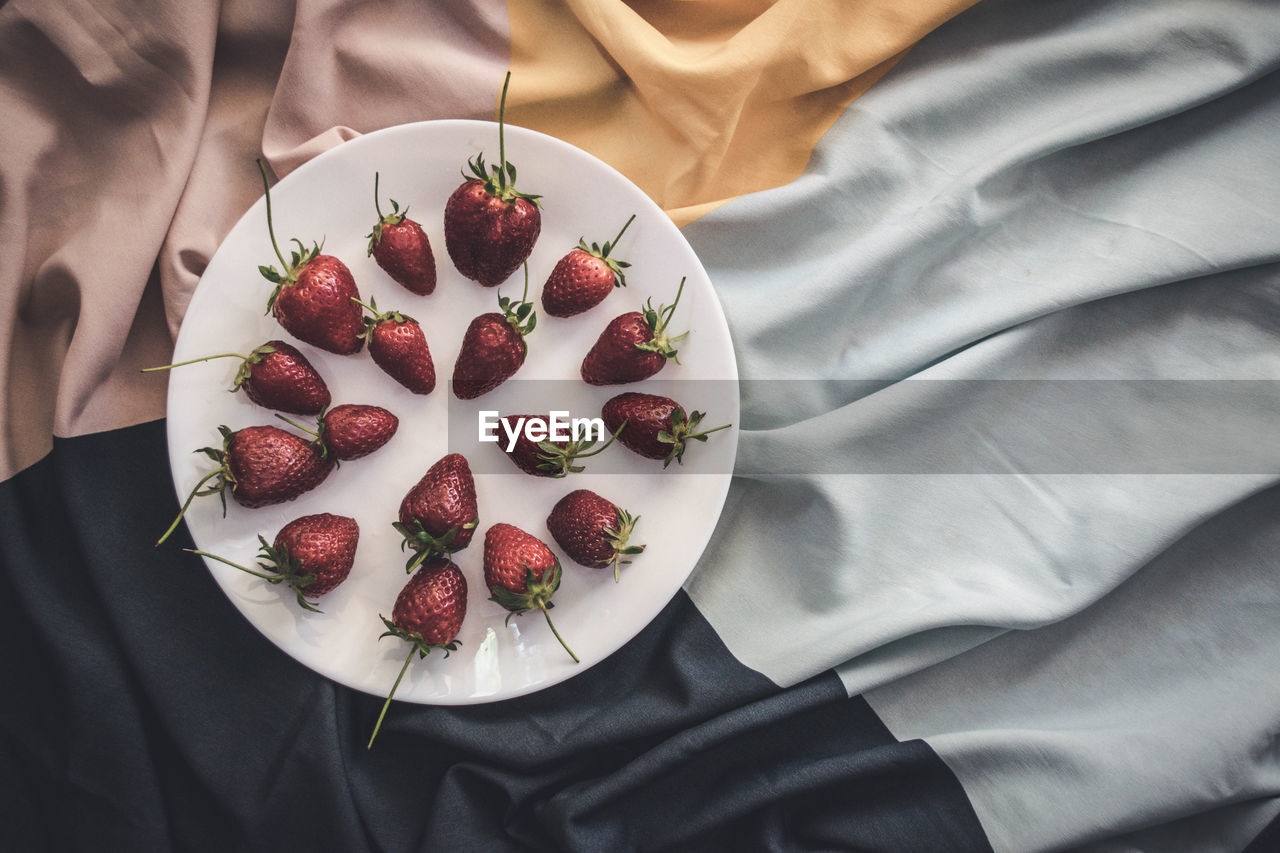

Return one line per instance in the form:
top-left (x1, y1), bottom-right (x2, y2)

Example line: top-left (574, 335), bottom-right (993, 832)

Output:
top-left (496, 413), bottom-right (621, 477)
top-left (185, 513), bottom-right (359, 611)
top-left (156, 425), bottom-right (334, 546)
top-left (443, 71), bottom-right (541, 287)
top-left (143, 340), bottom-right (330, 415)
top-left (483, 523), bottom-right (578, 662)
top-left (256, 160), bottom-right (365, 354)
top-left (601, 392), bottom-right (731, 468)
top-left (546, 489), bottom-right (645, 582)
top-left (451, 267), bottom-right (536, 399)
top-left (580, 277), bottom-right (689, 385)
top-left (368, 558), bottom-right (467, 748)
top-left (318, 404), bottom-right (398, 460)
top-left (355, 297), bottom-right (436, 394)
top-left (367, 172), bottom-right (436, 295)
top-left (541, 214), bottom-right (635, 318)
top-left (279, 404), bottom-right (399, 461)
top-left (394, 453), bottom-right (479, 571)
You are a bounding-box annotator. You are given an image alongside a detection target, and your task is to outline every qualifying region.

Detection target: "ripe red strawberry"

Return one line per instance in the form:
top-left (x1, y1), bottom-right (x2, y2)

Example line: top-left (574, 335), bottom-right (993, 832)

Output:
top-left (368, 558), bottom-right (467, 748)
top-left (367, 172), bottom-right (436, 295)
top-left (580, 277), bottom-right (689, 385)
top-left (143, 340), bottom-right (331, 415)
top-left (484, 523), bottom-right (577, 662)
top-left (452, 269), bottom-right (536, 399)
top-left (156, 424), bottom-right (334, 546)
top-left (541, 214), bottom-right (635, 318)
top-left (546, 489), bottom-right (645, 582)
top-left (280, 403), bottom-right (399, 461)
top-left (496, 413), bottom-right (621, 477)
top-left (356, 297), bottom-right (436, 394)
top-left (318, 404), bottom-right (398, 460)
top-left (186, 513), bottom-right (360, 611)
top-left (601, 392), bottom-right (731, 468)
top-left (395, 453), bottom-right (479, 571)
top-left (257, 160), bottom-right (365, 354)
top-left (443, 72), bottom-right (541, 287)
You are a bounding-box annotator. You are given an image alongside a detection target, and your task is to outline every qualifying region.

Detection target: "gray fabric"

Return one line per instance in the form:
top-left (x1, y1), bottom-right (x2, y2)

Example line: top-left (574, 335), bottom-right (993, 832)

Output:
top-left (681, 0), bottom-right (1280, 848)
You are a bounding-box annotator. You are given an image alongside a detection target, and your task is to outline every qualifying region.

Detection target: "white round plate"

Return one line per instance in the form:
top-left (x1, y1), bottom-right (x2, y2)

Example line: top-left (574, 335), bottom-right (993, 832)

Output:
top-left (164, 120), bottom-right (739, 704)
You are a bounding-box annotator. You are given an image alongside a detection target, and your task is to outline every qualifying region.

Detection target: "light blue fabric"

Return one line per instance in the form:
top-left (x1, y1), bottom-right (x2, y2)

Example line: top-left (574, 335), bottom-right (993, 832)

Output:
top-left (681, 0), bottom-right (1280, 848)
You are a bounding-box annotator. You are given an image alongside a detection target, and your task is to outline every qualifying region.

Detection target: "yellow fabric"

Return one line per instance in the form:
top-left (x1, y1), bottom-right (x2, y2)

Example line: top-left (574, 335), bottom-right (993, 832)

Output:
top-left (506, 0), bottom-right (980, 227)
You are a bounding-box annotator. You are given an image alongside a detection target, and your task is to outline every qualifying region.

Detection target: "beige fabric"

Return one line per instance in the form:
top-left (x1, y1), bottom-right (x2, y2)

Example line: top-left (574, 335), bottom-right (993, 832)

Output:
top-left (505, 0), bottom-right (979, 227)
top-left (0, 0), bottom-right (509, 480)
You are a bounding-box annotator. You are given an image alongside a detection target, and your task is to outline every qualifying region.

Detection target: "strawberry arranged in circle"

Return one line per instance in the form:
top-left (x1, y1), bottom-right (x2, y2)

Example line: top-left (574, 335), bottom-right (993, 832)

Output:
top-left (368, 558), bottom-right (467, 748)
top-left (443, 71), bottom-right (541, 287)
top-left (484, 523), bottom-right (578, 663)
top-left (367, 172), bottom-right (436, 295)
top-left (541, 214), bottom-right (635, 318)
top-left (143, 340), bottom-right (331, 415)
top-left (546, 489), bottom-right (645, 582)
top-left (318, 404), bottom-right (398, 460)
top-left (602, 392), bottom-right (731, 468)
top-left (156, 424), bottom-right (334, 546)
top-left (186, 513), bottom-right (360, 611)
top-left (356, 297), bottom-right (436, 394)
top-left (395, 453), bottom-right (479, 572)
top-left (452, 267), bottom-right (536, 399)
top-left (279, 403), bottom-right (399, 462)
top-left (496, 413), bottom-right (622, 477)
top-left (580, 276), bottom-right (689, 385)
top-left (256, 160), bottom-right (366, 354)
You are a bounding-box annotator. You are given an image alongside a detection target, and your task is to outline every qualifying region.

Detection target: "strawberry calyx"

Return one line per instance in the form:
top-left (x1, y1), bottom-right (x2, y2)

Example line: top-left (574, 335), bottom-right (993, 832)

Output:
top-left (656, 408), bottom-right (732, 468)
top-left (488, 561), bottom-right (578, 663)
top-left (463, 71), bottom-right (542, 207)
top-left (367, 171), bottom-right (409, 255)
top-left (353, 296), bottom-right (416, 340)
top-left (377, 616), bottom-right (460, 659)
top-left (603, 507), bottom-right (646, 583)
top-left (155, 425), bottom-right (238, 546)
top-left (579, 213), bottom-right (635, 288)
top-left (497, 263), bottom-right (537, 338)
top-left (636, 276), bottom-right (690, 362)
top-left (395, 519), bottom-right (479, 572)
top-left (185, 536), bottom-right (323, 613)
top-left (534, 419), bottom-right (625, 477)
top-left (232, 344), bottom-right (277, 390)
top-left (256, 160), bottom-right (322, 312)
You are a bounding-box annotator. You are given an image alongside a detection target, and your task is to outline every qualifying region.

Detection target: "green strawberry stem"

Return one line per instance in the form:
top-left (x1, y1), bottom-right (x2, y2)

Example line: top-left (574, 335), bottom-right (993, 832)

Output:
top-left (141, 353), bottom-right (249, 373)
top-left (607, 214), bottom-right (635, 251)
top-left (183, 548), bottom-right (280, 581)
top-left (275, 413), bottom-right (318, 438)
top-left (637, 277), bottom-right (690, 360)
top-left (368, 172), bottom-right (408, 255)
top-left (156, 467), bottom-right (224, 547)
top-left (368, 645), bottom-right (415, 749)
top-left (541, 606), bottom-right (578, 663)
top-left (497, 264), bottom-right (537, 337)
top-left (497, 71), bottom-right (511, 195)
top-left (257, 159), bottom-right (289, 272)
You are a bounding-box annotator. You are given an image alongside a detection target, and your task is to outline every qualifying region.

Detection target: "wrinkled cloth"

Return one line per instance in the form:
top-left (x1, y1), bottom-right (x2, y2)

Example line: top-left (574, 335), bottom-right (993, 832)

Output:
top-left (3, 0), bottom-right (1280, 850)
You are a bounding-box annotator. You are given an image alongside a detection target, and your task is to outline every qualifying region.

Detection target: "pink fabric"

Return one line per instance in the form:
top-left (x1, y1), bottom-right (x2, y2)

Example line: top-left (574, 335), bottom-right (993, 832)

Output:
top-left (0, 0), bottom-right (510, 479)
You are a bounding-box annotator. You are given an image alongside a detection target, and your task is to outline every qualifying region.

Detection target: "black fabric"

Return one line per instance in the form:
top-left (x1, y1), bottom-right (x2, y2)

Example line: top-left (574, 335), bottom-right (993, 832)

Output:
top-left (0, 420), bottom-right (991, 853)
